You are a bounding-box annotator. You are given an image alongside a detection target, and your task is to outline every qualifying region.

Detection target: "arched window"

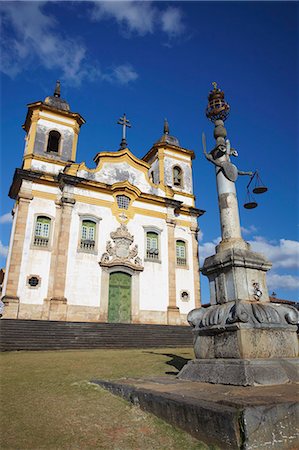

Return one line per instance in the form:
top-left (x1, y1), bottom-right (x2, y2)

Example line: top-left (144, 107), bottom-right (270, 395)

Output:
top-left (47, 130), bottom-right (61, 153)
top-left (34, 216), bottom-right (51, 247)
top-left (116, 195), bottom-right (130, 210)
top-left (80, 220), bottom-right (96, 251)
top-left (176, 240), bottom-right (186, 266)
top-left (146, 232), bottom-right (159, 260)
top-left (173, 166), bottom-right (183, 187)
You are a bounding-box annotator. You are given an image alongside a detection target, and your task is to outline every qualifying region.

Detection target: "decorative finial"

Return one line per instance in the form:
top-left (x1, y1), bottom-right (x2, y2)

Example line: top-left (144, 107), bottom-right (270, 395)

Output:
top-left (54, 80), bottom-right (61, 98)
top-left (206, 82), bottom-right (230, 123)
top-left (117, 113), bottom-right (131, 150)
top-left (164, 118), bottom-right (169, 135)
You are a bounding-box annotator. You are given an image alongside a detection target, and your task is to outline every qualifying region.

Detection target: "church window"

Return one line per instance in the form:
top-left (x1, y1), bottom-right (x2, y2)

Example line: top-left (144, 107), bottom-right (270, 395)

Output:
top-left (173, 166), bottom-right (183, 188)
top-left (116, 195), bottom-right (130, 210)
top-left (146, 232), bottom-right (159, 259)
top-left (176, 240), bottom-right (187, 266)
top-left (47, 130), bottom-right (61, 153)
top-left (34, 216), bottom-right (51, 247)
top-left (80, 220), bottom-right (96, 251)
top-left (28, 275), bottom-right (40, 288)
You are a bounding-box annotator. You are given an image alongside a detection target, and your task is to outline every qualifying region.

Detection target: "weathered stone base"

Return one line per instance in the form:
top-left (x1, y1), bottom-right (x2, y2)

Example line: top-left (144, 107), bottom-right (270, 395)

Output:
top-left (2, 296), bottom-right (20, 319)
top-left (167, 306), bottom-right (181, 325)
top-left (92, 377), bottom-right (299, 449)
top-left (0, 301), bottom-right (187, 325)
top-left (194, 326), bottom-right (298, 359)
top-left (178, 358), bottom-right (299, 386)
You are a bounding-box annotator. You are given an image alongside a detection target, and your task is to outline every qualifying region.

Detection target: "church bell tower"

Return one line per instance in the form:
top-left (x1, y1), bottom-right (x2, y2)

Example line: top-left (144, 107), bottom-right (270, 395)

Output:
top-left (22, 81), bottom-right (85, 173)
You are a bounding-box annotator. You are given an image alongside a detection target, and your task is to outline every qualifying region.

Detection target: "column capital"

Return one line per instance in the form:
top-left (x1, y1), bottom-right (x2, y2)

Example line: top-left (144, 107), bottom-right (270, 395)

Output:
top-left (166, 218), bottom-right (176, 227)
top-left (60, 196), bottom-right (76, 206)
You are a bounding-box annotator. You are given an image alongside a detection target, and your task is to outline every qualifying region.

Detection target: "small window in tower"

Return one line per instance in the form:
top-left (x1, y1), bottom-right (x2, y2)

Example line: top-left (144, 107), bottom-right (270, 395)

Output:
top-left (173, 166), bottom-right (183, 187)
top-left (146, 232), bottom-right (159, 260)
top-left (176, 240), bottom-right (187, 266)
top-left (47, 130), bottom-right (61, 153)
top-left (116, 195), bottom-right (130, 210)
top-left (34, 216), bottom-right (51, 247)
top-left (80, 220), bottom-right (96, 251)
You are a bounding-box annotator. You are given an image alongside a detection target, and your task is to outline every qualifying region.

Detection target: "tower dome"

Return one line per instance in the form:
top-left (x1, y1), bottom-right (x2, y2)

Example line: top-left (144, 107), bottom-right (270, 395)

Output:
top-left (44, 80), bottom-right (70, 112)
top-left (156, 119), bottom-right (180, 147)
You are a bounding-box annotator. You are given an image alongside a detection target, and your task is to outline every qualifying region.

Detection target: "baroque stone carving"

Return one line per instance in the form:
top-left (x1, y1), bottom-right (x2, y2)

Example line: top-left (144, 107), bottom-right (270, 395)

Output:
top-left (100, 224), bottom-right (143, 271)
top-left (187, 301), bottom-right (299, 332)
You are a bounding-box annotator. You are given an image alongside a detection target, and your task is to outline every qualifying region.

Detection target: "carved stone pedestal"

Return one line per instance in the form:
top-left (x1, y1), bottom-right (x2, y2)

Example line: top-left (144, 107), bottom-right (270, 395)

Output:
top-left (202, 246), bottom-right (272, 305)
top-left (178, 358), bottom-right (299, 386)
top-left (178, 300), bottom-right (299, 386)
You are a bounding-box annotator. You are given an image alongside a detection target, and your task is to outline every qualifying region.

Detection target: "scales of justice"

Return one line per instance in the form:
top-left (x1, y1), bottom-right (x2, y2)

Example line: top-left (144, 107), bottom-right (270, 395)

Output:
top-left (179, 83), bottom-right (298, 386)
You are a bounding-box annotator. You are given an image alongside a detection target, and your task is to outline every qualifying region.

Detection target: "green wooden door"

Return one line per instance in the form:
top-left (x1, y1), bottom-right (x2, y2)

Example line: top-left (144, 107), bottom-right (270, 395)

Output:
top-left (108, 272), bottom-right (132, 323)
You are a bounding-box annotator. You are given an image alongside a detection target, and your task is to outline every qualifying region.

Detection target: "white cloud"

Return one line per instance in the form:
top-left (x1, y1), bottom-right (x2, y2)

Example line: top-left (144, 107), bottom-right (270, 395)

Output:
top-left (160, 7), bottom-right (185, 37)
top-left (0, 2), bottom-right (138, 86)
top-left (0, 213), bottom-right (12, 224)
top-left (90, 1), bottom-right (184, 38)
top-left (91, 1), bottom-right (156, 35)
top-left (241, 225), bottom-right (258, 235)
top-left (0, 241), bottom-right (8, 258)
top-left (249, 237), bottom-right (299, 269)
top-left (103, 64), bottom-right (138, 85)
top-left (0, 2), bottom-right (95, 84)
top-left (267, 273), bottom-right (299, 291)
top-left (199, 234), bottom-right (299, 292)
top-left (199, 235), bottom-right (299, 270)
top-left (199, 236), bottom-right (221, 264)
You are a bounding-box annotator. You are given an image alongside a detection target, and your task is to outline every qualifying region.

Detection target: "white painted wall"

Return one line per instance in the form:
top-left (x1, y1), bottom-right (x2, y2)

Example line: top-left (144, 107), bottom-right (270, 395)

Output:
top-left (78, 162), bottom-right (165, 197)
top-left (128, 214), bottom-right (169, 312)
top-left (164, 156), bottom-right (193, 195)
top-left (17, 197), bottom-right (57, 304)
top-left (65, 201), bottom-right (119, 306)
top-left (31, 159), bottom-right (66, 175)
top-left (174, 226), bottom-right (195, 314)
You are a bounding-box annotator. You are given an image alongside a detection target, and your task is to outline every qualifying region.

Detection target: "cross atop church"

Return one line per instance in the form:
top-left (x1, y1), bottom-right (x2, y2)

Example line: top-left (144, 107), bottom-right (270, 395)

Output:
top-left (117, 113), bottom-right (131, 150)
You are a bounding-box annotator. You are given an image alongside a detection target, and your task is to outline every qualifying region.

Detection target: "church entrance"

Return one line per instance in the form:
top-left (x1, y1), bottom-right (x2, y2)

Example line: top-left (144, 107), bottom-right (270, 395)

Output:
top-left (108, 272), bottom-right (132, 323)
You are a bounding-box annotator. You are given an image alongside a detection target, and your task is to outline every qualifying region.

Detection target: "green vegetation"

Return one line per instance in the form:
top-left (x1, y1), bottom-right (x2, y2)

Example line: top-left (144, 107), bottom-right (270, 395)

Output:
top-left (1, 348), bottom-right (209, 449)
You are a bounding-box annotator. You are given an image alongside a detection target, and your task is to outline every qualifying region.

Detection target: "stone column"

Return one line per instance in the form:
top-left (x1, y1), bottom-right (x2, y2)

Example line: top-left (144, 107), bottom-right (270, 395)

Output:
top-left (179, 84), bottom-right (299, 386)
top-left (2, 191), bottom-right (33, 318)
top-left (213, 119), bottom-right (245, 250)
top-left (190, 226), bottom-right (201, 309)
top-left (166, 219), bottom-right (181, 325)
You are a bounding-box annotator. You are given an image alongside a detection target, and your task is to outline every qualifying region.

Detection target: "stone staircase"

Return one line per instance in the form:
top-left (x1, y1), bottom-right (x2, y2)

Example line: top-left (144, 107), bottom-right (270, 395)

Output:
top-left (0, 319), bottom-right (193, 351)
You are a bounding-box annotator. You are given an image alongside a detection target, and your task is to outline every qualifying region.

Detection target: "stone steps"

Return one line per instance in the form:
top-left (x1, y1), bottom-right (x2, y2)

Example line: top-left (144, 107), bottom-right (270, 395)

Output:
top-left (0, 319), bottom-right (193, 351)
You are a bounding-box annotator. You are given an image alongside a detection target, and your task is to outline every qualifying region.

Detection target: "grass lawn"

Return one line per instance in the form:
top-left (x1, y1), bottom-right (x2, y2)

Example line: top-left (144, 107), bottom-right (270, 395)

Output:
top-left (0, 348), bottom-right (211, 449)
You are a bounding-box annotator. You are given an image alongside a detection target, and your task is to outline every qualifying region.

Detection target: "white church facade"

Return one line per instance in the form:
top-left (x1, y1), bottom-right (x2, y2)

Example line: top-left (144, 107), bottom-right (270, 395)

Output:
top-left (2, 83), bottom-right (204, 325)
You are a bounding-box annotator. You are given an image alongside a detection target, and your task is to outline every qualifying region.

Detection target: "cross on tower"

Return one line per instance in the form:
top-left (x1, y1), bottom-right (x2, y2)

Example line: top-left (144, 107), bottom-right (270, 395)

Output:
top-left (117, 113), bottom-right (131, 150)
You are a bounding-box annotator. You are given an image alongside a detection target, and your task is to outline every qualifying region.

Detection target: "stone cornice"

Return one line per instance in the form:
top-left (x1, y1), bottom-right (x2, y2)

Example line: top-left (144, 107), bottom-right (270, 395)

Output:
top-left (22, 102), bottom-right (85, 132)
top-left (8, 168), bottom-right (204, 218)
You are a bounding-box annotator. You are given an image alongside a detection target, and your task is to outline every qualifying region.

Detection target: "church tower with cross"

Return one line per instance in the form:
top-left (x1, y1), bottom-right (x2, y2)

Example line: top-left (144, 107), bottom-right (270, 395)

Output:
top-left (2, 83), bottom-right (204, 325)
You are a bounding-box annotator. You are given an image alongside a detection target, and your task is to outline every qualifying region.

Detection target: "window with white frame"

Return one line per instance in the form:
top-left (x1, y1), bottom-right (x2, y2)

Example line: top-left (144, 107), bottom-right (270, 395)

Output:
top-left (34, 216), bottom-right (51, 247)
top-left (116, 195), bottom-right (130, 210)
top-left (80, 220), bottom-right (96, 251)
top-left (176, 240), bottom-right (187, 266)
top-left (146, 232), bottom-right (159, 260)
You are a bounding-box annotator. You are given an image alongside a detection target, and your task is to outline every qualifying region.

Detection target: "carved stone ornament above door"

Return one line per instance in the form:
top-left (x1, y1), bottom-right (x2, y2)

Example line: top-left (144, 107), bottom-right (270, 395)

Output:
top-left (100, 224), bottom-right (144, 271)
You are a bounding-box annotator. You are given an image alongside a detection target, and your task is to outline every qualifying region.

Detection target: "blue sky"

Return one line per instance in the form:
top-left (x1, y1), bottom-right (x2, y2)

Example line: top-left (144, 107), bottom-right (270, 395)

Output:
top-left (0, 1), bottom-right (298, 302)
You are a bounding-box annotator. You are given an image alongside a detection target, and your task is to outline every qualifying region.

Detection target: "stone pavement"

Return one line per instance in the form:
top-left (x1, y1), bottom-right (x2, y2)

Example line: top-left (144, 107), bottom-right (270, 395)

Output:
top-left (92, 376), bottom-right (299, 449)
